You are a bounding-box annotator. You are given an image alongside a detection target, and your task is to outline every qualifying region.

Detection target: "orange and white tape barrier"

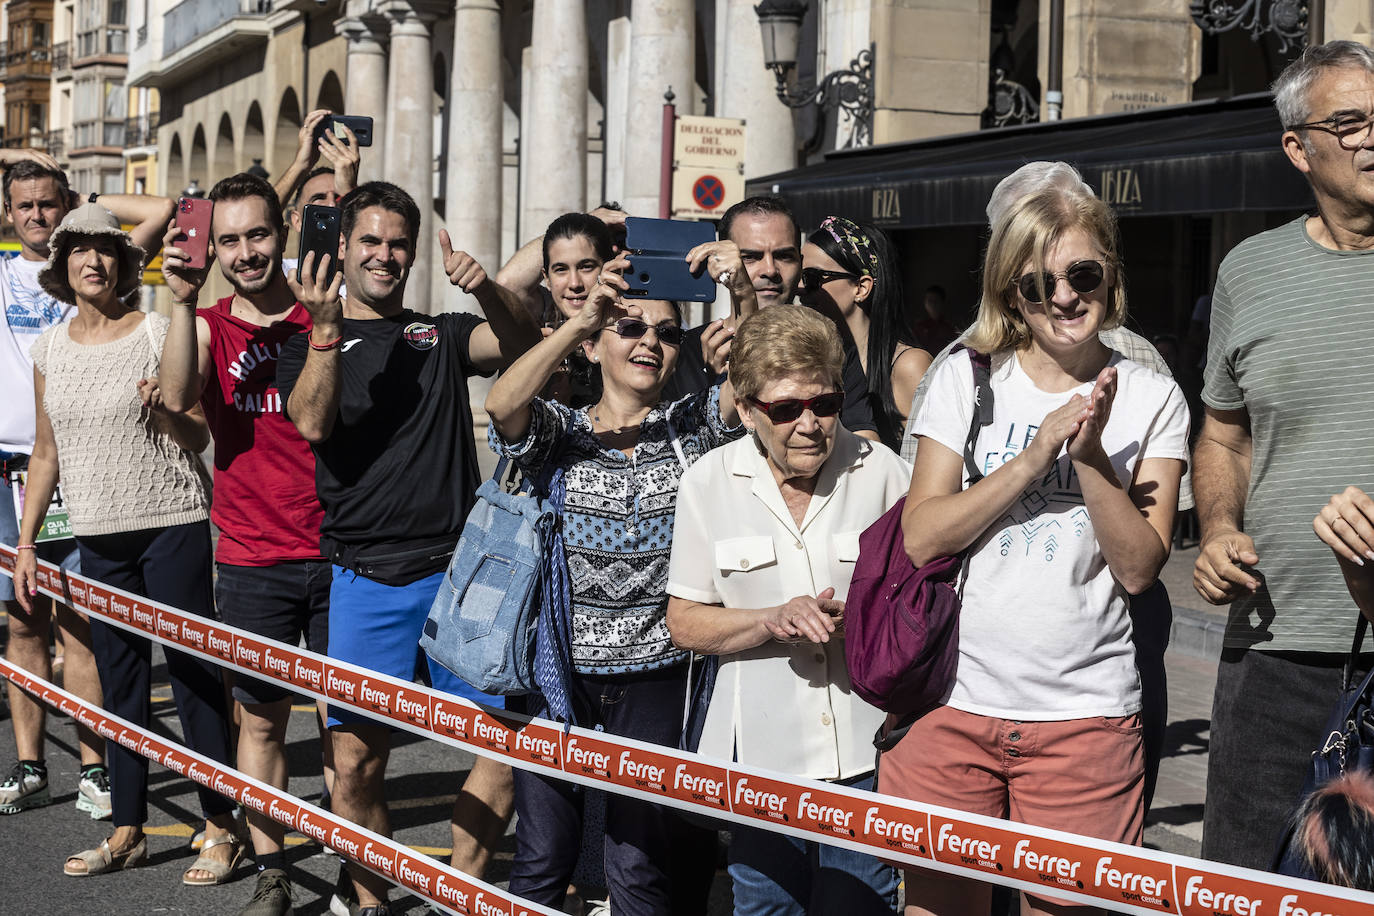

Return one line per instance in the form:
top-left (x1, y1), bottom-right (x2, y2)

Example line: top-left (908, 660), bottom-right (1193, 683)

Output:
top-left (5, 543), bottom-right (1374, 915)
top-left (0, 660), bottom-right (557, 916)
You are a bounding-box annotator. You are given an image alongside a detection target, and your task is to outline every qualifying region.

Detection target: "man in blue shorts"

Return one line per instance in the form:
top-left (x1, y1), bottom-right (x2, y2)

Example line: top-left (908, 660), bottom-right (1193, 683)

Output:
top-left (276, 181), bottom-right (540, 915)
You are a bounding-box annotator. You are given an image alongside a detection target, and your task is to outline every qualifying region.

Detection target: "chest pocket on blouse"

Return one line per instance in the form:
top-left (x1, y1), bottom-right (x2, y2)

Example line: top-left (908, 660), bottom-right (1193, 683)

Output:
top-left (716, 536), bottom-right (777, 576)
top-left (832, 531), bottom-right (862, 565)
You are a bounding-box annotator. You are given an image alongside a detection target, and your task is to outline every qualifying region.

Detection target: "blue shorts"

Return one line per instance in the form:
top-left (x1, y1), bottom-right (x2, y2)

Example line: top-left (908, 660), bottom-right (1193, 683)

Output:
top-left (0, 474), bottom-right (81, 603)
top-left (326, 565), bottom-right (504, 727)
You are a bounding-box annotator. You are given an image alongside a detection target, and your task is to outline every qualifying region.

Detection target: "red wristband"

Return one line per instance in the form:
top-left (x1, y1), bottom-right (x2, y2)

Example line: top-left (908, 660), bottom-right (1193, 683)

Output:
top-left (309, 334), bottom-right (343, 351)
top-left (16, 544), bottom-right (36, 551)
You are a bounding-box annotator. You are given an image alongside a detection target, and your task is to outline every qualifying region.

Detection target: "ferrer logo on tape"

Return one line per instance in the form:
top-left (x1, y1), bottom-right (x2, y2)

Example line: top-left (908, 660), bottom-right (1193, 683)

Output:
top-left (153, 606), bottom-right (179, 639)
top-left (1010, 837), bottom-right (1090, 896)
top-left (177, 615), bottom-right (209, 652)
top-left (1094, 854), bottom-right (1173, 910)
top-left (87, 587), bottom-right (110, 617)
top-left (669, 758), bottom-right (729, 810)
top-left (361, 840), bottom-right (398, 877)
top-left (470, 712), bottom-right (513, 753)
top-left (858, 804), bottom-right (929, 856)
top-left (930, 817), bottom-right (1011, 875)
top-left (325, 665), bottom-right (360, 705)
top-left (66, 577), bottom-right (88, 608)
top-left (434, 872), bottom-right (477, 914)
top-left (395, 855), bottom-right (438, 898)
top-left (390, 685), bottom-right (429, 728)
top-left (235, 634), bottom-right (272, 673)
top-left (565, 733), bottom-right (617, 779)
top-left (793, 786), bottom-right (866, 840)
top-left (510, 719), bottom-right (561, 767)
top-left (1177, 868), bottom-right (1267, 916)
top-left (291, 653), bottom-right (324, 694)
top-left (110, 594), bottom-right (138, 628)
top-left (267, 796), bottom-right (301, 830)
top-left (358, 678), bottom-right (393, 715)
top-left (731, 774), bottom-right (793, 824)
top-left (472, 891), bottom-right (511, 916)
top-left (203, 623), bottom-right (235, 660)
top-left (431, 699), bottom-right (471, 739)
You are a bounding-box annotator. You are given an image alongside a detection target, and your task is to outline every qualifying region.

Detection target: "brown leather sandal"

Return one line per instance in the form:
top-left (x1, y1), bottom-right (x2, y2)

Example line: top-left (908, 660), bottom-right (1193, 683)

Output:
top-left (182, 832), bottom-right (245, 886)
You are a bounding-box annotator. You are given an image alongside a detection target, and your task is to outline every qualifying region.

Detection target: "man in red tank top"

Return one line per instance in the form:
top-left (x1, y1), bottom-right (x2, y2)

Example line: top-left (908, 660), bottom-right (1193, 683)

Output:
top-left (159, 173), bottom-right (329, 916)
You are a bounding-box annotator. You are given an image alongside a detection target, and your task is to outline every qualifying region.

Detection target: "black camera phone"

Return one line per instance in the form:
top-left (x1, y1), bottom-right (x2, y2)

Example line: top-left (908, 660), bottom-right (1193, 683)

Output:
top-left (297, 205), bottom-right (342, 288)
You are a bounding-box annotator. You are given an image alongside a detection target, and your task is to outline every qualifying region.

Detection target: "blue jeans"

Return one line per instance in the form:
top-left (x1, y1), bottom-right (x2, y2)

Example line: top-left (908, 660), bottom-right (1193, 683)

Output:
top-left (729, 772), bottom-right (899, 916)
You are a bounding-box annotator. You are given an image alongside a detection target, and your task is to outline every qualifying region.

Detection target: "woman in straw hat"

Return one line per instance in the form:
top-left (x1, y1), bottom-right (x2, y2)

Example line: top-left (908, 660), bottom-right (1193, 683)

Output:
top-left (13, 202), bottom-right (243, 885)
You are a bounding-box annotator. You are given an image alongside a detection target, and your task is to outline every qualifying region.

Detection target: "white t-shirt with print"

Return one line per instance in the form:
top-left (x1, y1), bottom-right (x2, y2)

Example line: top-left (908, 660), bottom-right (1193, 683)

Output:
top-left (0, 255), bottom-right (74, 452)
top-left (913, 348), bottom-right (1190, 721)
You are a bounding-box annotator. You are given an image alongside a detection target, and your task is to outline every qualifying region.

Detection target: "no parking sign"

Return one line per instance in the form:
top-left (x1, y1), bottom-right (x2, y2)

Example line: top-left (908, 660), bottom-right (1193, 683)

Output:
top-left (672, 115), bottom-right (746, 219)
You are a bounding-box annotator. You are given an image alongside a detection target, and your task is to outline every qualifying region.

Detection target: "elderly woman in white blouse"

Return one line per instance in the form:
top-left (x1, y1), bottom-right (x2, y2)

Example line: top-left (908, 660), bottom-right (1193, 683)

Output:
top-left (666, 304), bottom-right (911, 916)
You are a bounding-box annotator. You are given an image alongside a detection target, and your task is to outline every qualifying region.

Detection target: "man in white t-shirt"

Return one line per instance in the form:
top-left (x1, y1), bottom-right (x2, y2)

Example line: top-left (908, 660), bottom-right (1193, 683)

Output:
top-left (0, 149), bottom-right (174, 818)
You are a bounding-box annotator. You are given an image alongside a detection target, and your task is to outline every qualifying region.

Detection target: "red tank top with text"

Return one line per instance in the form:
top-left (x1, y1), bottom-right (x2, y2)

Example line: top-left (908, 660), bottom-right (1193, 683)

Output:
top-left (199, 297), bottom-right (324, 565)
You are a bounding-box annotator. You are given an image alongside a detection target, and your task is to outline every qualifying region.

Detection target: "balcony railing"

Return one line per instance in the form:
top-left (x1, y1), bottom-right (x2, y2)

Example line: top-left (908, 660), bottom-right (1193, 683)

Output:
top-left (136, 25), bottom-right (147, 48)
top-left (46, 128), bottom-right (66, 159)
top-left (2, 44), bottom-right (52, 78)
top-left (164, 0), bottom-right (272, 56)
top-left (52, 41), bottom-right (70, 72)
top-left (75, 26), bottom-right (128, 62)
top-left (124, 113), bottom-right (159, 148)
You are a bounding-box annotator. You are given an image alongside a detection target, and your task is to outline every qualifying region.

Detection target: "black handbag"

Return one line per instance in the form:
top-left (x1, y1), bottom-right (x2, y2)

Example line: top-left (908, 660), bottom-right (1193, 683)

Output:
top-left (1273, 614), bottom-right (1374, 878)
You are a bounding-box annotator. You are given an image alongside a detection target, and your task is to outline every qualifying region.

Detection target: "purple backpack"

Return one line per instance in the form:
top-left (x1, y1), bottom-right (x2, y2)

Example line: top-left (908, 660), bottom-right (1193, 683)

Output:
top-left (844, 349), bottom-right (992, 718)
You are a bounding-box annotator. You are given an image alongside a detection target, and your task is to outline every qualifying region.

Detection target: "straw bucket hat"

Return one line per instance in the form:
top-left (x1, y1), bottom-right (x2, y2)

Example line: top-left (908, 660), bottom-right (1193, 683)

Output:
top-left (38, 201), bottom-right (148, 305)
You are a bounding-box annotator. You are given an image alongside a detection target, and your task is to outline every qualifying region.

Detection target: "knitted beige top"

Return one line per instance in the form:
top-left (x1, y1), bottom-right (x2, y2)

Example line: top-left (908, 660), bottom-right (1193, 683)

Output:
top-left (31, 312), bottom-right (209, 537)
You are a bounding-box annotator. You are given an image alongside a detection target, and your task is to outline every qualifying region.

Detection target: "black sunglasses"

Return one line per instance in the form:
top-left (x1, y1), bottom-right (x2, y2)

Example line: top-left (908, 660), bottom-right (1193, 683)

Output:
top-left (610, 317), bottom-right (684, 347)
top-left (1013, 260), bottom-right (1105, 303)
top-left (748, 391), bottom-right (845, 424)
top-left (801, 267), bottom-right (858, 290)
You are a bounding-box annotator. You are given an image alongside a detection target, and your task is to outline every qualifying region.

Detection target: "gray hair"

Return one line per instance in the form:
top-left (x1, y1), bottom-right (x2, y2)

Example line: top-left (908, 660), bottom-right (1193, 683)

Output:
top-left (985, 161), bottom-right (1095, 227)
top-left (1273, 40), bottom-right (1374, 129)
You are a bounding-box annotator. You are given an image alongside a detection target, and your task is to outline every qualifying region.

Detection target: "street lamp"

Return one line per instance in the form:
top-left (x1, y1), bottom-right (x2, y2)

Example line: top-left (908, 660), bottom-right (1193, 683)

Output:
top-left (246, 159), bottom-right (270, 180)
top-left (183, 180), bottom-right (205, 198)
top-left (754, 0), bottom-right (875, 148)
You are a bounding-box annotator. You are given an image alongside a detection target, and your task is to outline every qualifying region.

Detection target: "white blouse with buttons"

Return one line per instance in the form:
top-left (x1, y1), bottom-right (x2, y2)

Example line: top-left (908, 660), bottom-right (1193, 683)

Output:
top-left (667, 427), bottom-right (912, 780)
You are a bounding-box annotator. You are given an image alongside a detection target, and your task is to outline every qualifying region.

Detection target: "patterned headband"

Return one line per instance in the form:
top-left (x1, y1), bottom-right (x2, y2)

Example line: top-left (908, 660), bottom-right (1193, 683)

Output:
top-left (819, 215), bottom-right (880, 277)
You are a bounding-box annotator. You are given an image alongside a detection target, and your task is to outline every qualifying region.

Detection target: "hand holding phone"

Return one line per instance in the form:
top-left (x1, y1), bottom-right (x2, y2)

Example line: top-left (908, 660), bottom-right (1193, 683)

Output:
top-left (172, 198), bottom-right (214, 270)
top-left (623, 217), bottom-right (717, 303)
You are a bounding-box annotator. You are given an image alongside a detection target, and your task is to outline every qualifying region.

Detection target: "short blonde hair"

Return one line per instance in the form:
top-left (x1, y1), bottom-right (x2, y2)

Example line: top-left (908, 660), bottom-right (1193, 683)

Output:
top-left (965, 188), bottom-right (1127, 355)
top-left (730, 305), bottom-right (844, 402)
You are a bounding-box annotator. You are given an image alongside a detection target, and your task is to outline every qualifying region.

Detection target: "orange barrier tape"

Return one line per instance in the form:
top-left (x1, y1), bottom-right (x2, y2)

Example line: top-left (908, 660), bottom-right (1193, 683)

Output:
top-left (6, 544), bottom-right (1374, 914)
top-left (0, 660), bottom-right (557, 916)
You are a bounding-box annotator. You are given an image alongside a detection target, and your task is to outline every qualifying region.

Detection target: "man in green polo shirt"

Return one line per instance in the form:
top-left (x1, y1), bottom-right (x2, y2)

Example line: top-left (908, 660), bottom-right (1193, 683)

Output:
top-left (1193, 39), bottom-right (1374, 869)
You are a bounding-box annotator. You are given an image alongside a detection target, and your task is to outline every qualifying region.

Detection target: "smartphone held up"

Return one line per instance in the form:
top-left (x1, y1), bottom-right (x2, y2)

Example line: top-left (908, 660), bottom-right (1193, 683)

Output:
top-left (173, 198), bottom-right (214, 270)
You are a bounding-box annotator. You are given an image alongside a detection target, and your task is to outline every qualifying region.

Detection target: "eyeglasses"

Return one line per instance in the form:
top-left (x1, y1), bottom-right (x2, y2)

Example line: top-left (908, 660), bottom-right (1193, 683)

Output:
top-left (1012, 259), bottom-right (1105, 303)
top-left (1286, 112), bottom-right (1374, 150)
top-left (609, 317), bottom-right (684, 347)
top-left (801, 267), bottom-right (858, 290)
top-left (747, 391), bottom-right (845, 423)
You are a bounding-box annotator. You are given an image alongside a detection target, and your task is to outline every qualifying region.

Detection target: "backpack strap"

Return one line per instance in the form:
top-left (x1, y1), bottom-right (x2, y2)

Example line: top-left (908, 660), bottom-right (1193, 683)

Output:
top-left (958, 347), bottom-right (995, 485)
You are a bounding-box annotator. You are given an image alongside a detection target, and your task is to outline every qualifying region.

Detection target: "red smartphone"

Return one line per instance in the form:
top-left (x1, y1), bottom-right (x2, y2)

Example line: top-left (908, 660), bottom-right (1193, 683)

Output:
top-left (174, 198), bottom-right (214, 269)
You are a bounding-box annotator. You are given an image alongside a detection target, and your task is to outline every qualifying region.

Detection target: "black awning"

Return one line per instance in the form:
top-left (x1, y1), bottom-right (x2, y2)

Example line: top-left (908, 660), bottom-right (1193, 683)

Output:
top-left (745, 93), bottom-right (1314, 230)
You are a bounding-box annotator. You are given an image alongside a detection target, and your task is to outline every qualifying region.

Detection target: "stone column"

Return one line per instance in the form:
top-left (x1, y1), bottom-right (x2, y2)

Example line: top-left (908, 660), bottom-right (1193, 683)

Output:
top-left (522, 0), bottom-right (588, 240)
top-left (337, 15), bottom-right (389, 182)
top-left (603, 16), bottom-right (631, 206)
top-left (716, 0), bottom-right (794, 180)
top-left (870, 0), bottom-right (987, 142)
top-left (446, 0), bottom-right (504, 297)
top-left (622, 0), bottom-right (694, 218)
top-left (381, 0), bottom-right (442, 313)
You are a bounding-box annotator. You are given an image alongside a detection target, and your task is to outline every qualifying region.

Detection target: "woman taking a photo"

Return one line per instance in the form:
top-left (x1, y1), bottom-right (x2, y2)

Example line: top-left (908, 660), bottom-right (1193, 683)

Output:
top-left (13, 203), bottom-right (240, 884)
top-left (485, 246), bottom-right (748, 914)
top-left (889, 186), bottom-right (1190, 915)
top-left (800, 216), bottom-right (930, 451)
top-left (666, 304), bottom-right (909, 915)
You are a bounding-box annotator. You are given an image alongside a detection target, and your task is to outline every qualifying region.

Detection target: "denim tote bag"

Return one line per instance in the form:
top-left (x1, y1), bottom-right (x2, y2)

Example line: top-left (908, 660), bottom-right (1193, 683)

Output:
top-left (421, 457), bottom-right (563, 695)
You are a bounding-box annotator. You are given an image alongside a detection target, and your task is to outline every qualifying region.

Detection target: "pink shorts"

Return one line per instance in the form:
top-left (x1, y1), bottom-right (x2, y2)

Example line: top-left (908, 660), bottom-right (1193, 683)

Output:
top-left (878, 706), bottom-right (1144, 900)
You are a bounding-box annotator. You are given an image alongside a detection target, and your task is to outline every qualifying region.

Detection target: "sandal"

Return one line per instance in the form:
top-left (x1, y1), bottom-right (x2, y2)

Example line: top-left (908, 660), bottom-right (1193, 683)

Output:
top-left (64, 836), bottom-right (148, 876)
top-left (182, 832), bottom-right (245, 886)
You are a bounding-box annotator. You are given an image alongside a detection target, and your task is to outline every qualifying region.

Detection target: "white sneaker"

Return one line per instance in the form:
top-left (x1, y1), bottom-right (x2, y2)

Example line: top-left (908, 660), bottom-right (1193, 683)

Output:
top-left (0, 760), bottom-right (50, 814)
top-left (75, 766), bottom-right (112, 819)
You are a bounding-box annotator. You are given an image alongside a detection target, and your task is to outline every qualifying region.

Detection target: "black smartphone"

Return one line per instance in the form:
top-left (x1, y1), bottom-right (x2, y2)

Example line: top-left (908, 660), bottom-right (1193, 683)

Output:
top-left (297, 205), bottom-right (342, 287)
top-left (622, 217), bottom-right (716, 303)
top-left (314, 114), bottom-right (374, 148)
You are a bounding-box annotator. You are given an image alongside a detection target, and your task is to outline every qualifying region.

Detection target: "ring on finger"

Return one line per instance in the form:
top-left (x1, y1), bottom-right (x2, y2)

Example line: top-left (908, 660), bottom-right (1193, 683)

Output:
top-left (718, 268), bottom-right (733, 286)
